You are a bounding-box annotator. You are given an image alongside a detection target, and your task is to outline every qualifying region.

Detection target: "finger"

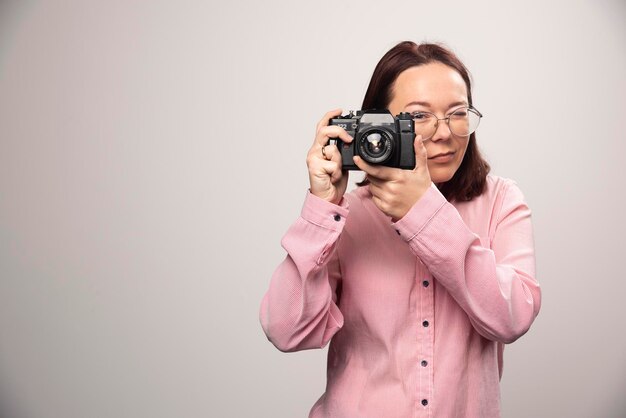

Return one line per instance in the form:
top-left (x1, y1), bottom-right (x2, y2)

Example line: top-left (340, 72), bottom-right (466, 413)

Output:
top-left (352, 156), bottom-right (395, 180)
top-left (330, 165), bottom-right (345, 183)
top-left (328, 147), bottom-right (348, 182)
top-left (327, 144), bottom-right (344, 164)
top-left (321, 144), bottom-right (338, 161)
top-left (319, 159), bottom-right (343, 182)
top-left (366, 175), bottom-right (384, 187)
top-left (315, 108), bottom-right (343, 133)
top-left (368, 181), bottom-right (382, 196)
top-left (413, 134), bottom-right (428, 171)
top-left (307, 142), bottom-right (342, 169)
top-left (315, 125), bottom-right (354, 148)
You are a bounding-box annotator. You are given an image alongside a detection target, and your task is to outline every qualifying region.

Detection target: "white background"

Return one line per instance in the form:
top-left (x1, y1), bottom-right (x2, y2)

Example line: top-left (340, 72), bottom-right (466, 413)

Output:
top-left (0, 0), bottom-right (625, 417)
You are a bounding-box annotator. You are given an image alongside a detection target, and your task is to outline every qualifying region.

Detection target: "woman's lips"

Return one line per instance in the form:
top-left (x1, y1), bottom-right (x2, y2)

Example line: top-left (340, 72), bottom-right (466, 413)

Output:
top-left (428, 152), bottom-right (455, 163)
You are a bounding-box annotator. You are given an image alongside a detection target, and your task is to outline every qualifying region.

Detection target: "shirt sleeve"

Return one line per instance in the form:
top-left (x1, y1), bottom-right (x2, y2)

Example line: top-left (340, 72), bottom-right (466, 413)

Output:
top-left (393, 180), bottom-right (541, 344)
top-left (259, 190), bottom-right (349, 352)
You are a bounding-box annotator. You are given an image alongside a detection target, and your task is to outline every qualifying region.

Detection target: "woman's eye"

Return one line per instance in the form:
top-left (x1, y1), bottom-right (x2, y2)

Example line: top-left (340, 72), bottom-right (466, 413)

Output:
top-left (450, 111), bottom-right (467, 118)
top-left (412, 112), bottom-right (429, 120)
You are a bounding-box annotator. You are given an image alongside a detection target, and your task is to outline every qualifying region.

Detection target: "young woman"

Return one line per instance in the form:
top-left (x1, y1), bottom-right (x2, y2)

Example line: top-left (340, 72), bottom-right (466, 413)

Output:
top-left (260, 41), bottom-right (541, 418)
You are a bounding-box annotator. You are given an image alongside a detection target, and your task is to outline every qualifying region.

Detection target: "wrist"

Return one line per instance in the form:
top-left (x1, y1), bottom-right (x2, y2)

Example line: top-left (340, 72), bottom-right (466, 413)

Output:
top-left (309, 188), bottom-right (342, 206)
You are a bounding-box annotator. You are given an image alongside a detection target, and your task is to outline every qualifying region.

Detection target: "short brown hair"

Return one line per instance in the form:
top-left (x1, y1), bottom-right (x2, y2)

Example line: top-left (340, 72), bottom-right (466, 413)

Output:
top-left (357, 41), bottom-right (490, 202)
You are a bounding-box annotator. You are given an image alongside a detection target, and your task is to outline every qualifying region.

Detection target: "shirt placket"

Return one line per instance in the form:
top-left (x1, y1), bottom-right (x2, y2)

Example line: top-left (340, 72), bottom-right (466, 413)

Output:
top-left (416, 259), bottom-right (434, 417)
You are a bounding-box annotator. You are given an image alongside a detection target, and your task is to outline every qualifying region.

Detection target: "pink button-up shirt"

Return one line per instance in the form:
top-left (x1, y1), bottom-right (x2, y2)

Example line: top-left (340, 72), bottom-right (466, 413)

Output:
top-left (260, 175), bottom-right (541, 418)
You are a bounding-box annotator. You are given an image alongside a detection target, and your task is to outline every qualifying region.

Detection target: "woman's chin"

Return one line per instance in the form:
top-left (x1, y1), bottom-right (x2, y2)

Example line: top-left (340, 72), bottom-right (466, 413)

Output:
top-left (429, 168), bottom-right (455, 184)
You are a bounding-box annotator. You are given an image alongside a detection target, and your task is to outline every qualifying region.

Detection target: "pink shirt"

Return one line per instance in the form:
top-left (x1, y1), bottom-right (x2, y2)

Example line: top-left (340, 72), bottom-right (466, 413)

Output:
top-left (259, 175), bottom-right (541, 418)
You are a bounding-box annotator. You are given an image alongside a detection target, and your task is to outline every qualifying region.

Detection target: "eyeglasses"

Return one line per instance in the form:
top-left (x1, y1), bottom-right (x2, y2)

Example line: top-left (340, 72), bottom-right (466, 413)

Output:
top-left (410, 106), bottom-right (483, 141)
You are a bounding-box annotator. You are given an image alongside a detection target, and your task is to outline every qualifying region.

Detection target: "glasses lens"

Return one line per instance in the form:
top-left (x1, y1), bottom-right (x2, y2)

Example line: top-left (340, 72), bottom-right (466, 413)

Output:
top-left (449, 107), bottom-right (481, 137)
top-left (412, 112), bottom-right (437, 140)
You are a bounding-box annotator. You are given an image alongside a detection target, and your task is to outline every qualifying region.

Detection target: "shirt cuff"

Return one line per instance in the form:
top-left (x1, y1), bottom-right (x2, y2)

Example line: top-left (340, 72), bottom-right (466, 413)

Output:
top-left (300, 190), bottom-right (350, 232)
top-left (392, 183), bottom-right (447, 240)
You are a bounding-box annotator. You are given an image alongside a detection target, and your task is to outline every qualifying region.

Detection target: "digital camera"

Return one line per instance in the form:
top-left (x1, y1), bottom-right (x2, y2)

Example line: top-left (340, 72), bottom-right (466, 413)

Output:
top-left (328, 109), bottom-right (416, 170)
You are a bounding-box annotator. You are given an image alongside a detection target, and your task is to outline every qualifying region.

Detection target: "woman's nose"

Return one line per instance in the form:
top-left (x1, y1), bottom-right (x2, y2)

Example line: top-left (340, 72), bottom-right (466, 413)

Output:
top-left (430, 120), bottom-right (452, 142)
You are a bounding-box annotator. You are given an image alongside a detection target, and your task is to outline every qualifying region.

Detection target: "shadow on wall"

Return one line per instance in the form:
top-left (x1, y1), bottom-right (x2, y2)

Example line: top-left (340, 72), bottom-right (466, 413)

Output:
top-left (0, 0), bottom-right (37, 71)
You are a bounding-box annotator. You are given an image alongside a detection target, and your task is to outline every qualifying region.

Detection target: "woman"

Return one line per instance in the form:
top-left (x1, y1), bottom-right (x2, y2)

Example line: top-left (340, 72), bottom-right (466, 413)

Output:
top-left (259, 41), bottom-right (541, 418)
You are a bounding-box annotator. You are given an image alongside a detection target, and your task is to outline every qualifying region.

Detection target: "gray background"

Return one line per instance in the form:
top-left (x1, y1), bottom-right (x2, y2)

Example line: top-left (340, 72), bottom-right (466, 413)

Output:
top-left (0, 0), bottom-right (625, 417)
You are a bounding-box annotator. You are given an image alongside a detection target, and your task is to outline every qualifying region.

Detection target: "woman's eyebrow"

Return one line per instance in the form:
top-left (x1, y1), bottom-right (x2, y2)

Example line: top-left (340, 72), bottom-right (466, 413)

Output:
top-left (405, 100), bottom-right (468, 108)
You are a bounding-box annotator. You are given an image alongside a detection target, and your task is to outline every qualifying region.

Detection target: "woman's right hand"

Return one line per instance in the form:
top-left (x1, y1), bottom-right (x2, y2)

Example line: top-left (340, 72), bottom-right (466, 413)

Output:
top-left (306, 109), bottom-right (354, 205)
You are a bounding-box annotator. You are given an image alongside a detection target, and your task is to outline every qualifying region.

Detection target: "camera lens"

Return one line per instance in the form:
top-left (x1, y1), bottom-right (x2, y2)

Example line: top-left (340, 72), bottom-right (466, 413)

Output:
top-left (358, 129), bottom-right (393, 164)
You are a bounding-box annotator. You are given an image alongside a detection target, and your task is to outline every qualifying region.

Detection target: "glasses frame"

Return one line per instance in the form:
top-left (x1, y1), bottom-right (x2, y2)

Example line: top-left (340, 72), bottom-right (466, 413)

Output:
top-left (410, 106), bottom-right (483, 141)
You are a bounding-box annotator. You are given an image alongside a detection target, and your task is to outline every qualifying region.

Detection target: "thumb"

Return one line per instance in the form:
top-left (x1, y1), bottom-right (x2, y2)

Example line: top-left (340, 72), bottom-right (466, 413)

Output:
top-left (413, 135), bottom-right (428, 170)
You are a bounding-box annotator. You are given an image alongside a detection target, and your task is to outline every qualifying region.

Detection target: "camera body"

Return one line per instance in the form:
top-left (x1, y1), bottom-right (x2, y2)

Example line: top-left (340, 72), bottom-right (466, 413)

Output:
top-left (328, 109), bottom-right (416, 170)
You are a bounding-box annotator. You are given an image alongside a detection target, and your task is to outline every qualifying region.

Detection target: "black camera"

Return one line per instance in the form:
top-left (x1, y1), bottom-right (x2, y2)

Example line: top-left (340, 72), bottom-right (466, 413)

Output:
top-left (328, 109), bottom-right (416, 170)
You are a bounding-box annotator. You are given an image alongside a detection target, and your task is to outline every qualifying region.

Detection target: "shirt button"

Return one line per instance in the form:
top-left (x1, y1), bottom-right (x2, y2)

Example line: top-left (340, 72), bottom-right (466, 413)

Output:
top-left (421, 360), bottom-right (428, 367)
top-left (422, 320), bottom-right (429, 327)
top-left (333, 214), bottom-right (341, 221)
top-left (421, 399), bottom-right (428, 406)
top-left (422, 280), bottom-right (429, 288)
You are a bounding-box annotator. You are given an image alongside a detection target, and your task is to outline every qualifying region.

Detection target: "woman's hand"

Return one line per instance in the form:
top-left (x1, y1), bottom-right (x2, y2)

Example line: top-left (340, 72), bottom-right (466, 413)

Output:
top-left (306, 109), bottom-right (354, 205)
top-left (353, 135), bottom-right (431, 222)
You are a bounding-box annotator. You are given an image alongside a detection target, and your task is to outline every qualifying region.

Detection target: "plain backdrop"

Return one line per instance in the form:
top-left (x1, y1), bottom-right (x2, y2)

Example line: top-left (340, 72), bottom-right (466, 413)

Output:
top-left (0, 0), bottom-right (625, 417)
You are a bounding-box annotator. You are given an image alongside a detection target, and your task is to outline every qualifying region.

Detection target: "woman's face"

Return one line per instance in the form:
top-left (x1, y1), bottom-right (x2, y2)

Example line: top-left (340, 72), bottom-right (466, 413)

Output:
top-left (387, 62), bottom-right (470, 185)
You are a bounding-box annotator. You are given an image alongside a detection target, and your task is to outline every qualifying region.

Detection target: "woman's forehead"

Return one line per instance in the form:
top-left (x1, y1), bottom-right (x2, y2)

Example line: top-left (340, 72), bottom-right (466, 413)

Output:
top-left (391, 63), bottom-right (468, 109)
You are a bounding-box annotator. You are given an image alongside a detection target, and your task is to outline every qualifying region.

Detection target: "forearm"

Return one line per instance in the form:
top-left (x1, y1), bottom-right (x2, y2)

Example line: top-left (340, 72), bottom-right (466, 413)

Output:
top-left (394, 182), bottom-right (541, 343)
top-left (259, 192), bottom-right (348, 352)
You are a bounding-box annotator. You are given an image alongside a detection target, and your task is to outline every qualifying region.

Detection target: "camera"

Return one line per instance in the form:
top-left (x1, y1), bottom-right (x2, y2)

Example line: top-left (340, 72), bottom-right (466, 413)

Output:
top-left (328, 109), bottom-right (416, 170)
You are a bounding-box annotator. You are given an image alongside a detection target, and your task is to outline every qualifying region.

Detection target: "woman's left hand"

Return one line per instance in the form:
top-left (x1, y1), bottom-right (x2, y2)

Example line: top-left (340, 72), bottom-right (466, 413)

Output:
top-left (353, 135), bottom-right (432, 222)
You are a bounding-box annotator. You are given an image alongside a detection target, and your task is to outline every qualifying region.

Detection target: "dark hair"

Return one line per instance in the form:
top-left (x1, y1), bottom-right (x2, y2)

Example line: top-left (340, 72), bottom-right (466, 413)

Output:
top-left (357, 41), bottom-right (490, 202)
